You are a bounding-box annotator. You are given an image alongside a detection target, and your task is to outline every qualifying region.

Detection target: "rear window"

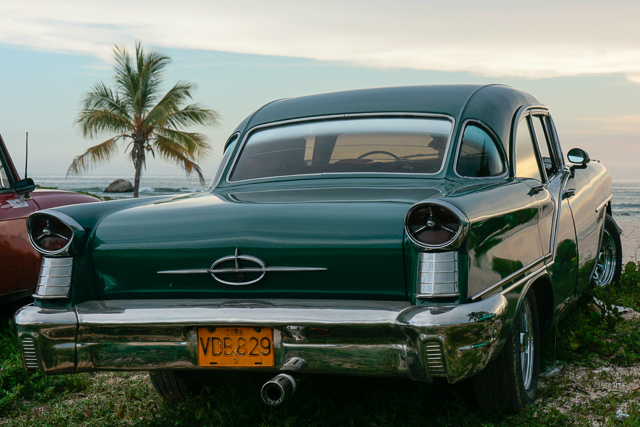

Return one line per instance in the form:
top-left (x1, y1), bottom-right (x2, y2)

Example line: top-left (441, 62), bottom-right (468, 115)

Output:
top-left (229, 117), bottom-right (453, 182)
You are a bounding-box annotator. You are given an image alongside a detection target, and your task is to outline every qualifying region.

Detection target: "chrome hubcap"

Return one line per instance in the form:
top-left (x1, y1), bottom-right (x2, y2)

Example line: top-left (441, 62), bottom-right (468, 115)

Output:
top-left (519, 298), bottom-right (534, 390)
top-left (592, 228), bottom-right (617, 287)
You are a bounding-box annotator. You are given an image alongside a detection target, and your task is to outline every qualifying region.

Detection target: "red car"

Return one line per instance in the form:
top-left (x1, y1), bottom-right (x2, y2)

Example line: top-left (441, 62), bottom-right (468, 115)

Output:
top-left (0, 135), bottom-right (97, 304)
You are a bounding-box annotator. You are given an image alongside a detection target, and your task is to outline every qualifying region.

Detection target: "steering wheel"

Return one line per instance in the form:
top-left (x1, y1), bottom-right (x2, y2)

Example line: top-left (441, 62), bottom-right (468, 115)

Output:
top-left (357, 150), bottom-right (400, 160)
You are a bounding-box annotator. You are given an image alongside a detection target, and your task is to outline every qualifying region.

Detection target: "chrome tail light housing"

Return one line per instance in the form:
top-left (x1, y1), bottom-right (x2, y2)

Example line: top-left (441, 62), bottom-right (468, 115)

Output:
top-left (406, 200), bottom-right (468, 299)
top-left (34, 257), bottom-right (73, 299)
top-left (416, 252), bottom-right (458, 299)
top-left (405, 201), bottom-right (469, 250)
top-left (28, 211), bottom-right (84, 257)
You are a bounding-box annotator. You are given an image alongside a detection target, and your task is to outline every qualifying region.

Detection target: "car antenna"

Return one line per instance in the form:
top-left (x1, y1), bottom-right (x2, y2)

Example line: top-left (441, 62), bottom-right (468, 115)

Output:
top-left (24, 132), bottom-right (28, 179)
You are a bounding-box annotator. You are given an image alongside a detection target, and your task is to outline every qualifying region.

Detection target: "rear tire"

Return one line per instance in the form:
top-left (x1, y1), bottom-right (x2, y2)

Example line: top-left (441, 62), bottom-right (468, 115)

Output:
top-left (149, 371), bottom-right (200, 402)
top-left (473, 288), bottom-right (539, 413)
top-left (592, 214), bottom-right (622, 287)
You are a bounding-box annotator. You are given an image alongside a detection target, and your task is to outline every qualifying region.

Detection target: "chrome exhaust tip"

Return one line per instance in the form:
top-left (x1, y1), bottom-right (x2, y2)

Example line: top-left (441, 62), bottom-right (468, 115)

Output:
top-left (261, 373), bottom-right (297, 406)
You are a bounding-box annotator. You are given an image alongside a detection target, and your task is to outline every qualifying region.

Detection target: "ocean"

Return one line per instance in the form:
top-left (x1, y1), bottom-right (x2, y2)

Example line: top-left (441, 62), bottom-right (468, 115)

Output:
top-left (30, 175), bottom-right (640, 222)
top-left (32, 175), bottom-right (208, 200)
top-left (611, 182), bottom-right (640, 222)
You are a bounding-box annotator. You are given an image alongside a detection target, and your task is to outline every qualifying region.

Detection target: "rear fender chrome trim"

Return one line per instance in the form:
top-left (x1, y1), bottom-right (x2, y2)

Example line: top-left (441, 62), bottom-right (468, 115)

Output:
top-left (470, 255), bottom-right (548, 301)
top-left (595, 195), bottom-right (612, 215)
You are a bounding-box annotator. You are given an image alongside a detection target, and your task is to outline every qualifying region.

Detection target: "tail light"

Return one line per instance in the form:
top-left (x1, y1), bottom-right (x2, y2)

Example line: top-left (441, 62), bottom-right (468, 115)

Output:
top-left (28, 212), bottom-right (83, 256)
top-left (405, 202), bottom-right (468, 249)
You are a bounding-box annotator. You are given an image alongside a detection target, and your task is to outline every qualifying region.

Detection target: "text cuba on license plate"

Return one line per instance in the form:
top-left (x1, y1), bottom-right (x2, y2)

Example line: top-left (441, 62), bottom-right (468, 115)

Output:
top-left (197, 326), bottom-right (275, 367)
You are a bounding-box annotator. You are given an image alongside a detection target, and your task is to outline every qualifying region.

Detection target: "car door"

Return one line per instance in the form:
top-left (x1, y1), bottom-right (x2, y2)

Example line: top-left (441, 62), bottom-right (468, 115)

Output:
top-left (0, 136), bottom-right (40, 299)
top-left (541, 116), bottom-right (602, 296)
top-left (511, 112), bottom-right (550, 276)
top-left (526, 112), bottom-right (580, 314)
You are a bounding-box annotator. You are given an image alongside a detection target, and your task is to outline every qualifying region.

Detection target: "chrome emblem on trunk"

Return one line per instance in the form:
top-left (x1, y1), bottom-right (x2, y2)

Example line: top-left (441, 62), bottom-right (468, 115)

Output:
top-left (158, 248), bottom-right (327, 286)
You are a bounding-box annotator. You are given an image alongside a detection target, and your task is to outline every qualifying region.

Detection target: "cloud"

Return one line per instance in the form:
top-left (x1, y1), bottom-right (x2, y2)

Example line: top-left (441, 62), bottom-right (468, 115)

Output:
top-left (577, 114), bottom-right (640, 133)
top-left (2, 0), bottom-right (640, 81)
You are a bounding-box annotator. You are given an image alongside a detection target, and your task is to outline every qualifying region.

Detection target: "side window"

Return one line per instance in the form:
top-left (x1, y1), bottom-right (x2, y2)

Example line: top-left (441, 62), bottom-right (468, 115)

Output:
top-left (0, 155), bottom-right (10, 189)
top-left (456, 124), bottom-right (506, 177)
top-left (530, 115), bottom-right (559, 178)
top-left (515, 116), bottom-right (542, 182)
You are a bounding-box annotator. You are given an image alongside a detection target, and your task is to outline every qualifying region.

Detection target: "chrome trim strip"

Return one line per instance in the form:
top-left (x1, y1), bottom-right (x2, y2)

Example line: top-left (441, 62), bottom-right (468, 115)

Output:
top-left (159, 267), bottom-right (328, 275)
top-left (158, 249), bottom-right (327, 286)
top-left (416, 293), bottom-right (460, 299)
top-left (510, 104), bottom-right (548, 179)
top-left (224, 113), bottom-right (456, 185)
top-left (595, 195), bottom-right (612, 214)
top-left (207, 132), bottom-right (240, 190)
top-left (500, 265), bottom-right (547, 296)
top-left (470, 255), bottom-right (547, 301)
top-left (550, 168), bottom-right (573, 259)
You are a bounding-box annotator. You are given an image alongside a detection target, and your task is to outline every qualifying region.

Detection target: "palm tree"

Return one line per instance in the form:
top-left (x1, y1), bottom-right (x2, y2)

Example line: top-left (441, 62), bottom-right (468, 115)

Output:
top-left (68, 42), bottom-right (220, 197)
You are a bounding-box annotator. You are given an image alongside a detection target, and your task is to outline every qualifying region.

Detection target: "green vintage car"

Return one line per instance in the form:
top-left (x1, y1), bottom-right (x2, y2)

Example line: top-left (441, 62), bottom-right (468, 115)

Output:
top-left (14, 84), bottom-right (622, 412)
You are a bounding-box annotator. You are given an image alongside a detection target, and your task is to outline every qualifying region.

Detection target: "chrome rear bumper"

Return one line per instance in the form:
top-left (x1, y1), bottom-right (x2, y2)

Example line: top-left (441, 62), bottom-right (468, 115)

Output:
top-left (13, 295), bottom-right (508, 384)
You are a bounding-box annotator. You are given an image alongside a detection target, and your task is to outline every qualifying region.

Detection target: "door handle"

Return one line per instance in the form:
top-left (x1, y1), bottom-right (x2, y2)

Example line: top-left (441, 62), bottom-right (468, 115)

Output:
top-left (562, 189), bottom-right (576, 199)
top-left (528, 185), bottom-right (545, 196)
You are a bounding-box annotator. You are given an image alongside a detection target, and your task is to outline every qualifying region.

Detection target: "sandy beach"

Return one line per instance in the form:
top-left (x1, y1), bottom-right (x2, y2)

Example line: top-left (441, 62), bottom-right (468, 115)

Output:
top-left (618, 220), bottom-right (640, 265)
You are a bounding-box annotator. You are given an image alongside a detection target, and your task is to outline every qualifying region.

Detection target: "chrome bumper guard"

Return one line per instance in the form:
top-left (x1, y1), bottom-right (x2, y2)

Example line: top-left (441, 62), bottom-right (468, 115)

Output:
top-left (13, 295), bottom-right (508, 384)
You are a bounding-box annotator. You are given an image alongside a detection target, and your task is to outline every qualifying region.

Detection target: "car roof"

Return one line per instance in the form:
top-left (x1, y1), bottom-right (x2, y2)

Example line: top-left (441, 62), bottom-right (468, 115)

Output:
top-left (237, 84), bottom-right (542, 147)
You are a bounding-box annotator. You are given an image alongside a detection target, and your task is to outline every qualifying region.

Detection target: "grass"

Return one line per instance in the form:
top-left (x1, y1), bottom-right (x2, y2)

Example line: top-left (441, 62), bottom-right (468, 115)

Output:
top-left (1, 263), bottom-right (640, 426)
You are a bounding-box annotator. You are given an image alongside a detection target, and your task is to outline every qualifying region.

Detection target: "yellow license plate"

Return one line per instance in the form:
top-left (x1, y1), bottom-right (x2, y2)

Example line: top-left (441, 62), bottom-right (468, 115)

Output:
top-left (197, 326), bottom-right (275, 367)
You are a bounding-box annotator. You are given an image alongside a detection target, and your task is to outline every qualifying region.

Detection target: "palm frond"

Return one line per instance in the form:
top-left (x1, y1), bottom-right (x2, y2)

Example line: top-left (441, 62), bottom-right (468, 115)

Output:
top-left (142, 81), bottom-right (198, 127)
top-left (80, 82), bottom-right (128, 115)
top-left (135, 43), bottom-right (170, 111)
top-left (76, 109), bottom-right (132, 139)
top-left (164, 104), bottom-right (221, 129)
top-left (76, 83), bottom-right (132, 137)
top-left (113, 42), bottom-right (171, 117)
top-left (66, 137), bottom-right (121, 176)
top-left (113, 44), bottom-right (137, 110)
top-left (154, 128), bottom-right (212, 160)
top-left (154, 135), bottom-right (207, 184)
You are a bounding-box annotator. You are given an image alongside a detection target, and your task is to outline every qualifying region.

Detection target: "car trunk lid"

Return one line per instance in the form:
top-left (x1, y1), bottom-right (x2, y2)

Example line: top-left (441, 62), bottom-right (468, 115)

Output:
top-left (91, 185), bottom-right (442, 301)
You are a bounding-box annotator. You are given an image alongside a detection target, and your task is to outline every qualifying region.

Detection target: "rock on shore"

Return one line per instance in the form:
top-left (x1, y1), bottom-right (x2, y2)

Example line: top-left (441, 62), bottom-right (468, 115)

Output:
top-left (104, 179), bottom-right (134, 193)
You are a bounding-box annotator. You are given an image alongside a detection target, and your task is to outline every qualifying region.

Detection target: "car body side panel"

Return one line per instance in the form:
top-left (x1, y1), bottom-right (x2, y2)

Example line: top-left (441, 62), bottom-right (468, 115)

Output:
top-left (446, 180), bottom-right (544, 299)
top-left (568, 163), bottom-right (611, 294)
top-left (549, 197), bottom-right (578, 316)
top-left (0, 215), bottom-right (40, 296)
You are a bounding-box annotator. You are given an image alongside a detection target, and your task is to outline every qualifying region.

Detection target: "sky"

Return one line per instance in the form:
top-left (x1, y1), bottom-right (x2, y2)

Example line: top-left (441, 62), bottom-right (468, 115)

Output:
top-left (0, 0), bottom-right (639, 182)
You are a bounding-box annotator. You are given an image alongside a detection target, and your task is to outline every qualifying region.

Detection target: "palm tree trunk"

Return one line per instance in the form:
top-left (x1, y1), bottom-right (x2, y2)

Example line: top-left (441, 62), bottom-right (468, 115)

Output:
top-left (132, 141), bottom-right (145, 198)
